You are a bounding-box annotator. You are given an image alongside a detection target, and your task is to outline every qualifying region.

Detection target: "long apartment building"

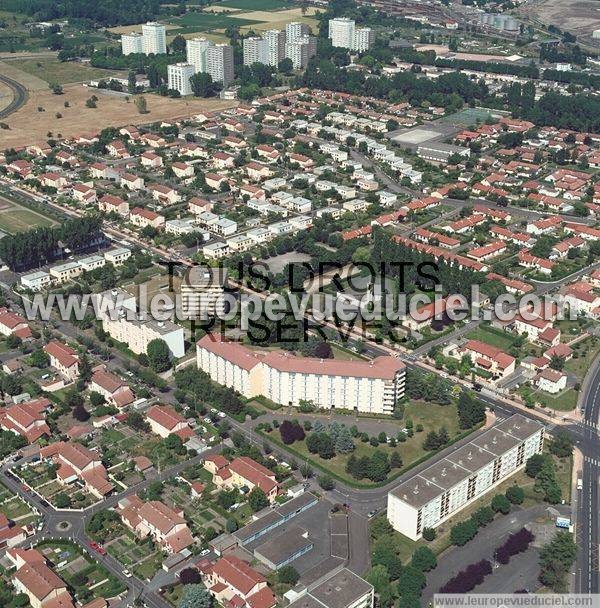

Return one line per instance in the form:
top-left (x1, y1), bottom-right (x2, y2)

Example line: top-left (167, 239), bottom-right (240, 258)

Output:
top-left (387, 414), bottom-right (544, 540)
top-left (196, 334), bottom-right (405, 414)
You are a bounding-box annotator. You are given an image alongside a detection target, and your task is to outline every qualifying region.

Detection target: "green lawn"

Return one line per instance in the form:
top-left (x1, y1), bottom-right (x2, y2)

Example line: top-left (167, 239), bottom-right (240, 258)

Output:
top-left (465, 326), bottom-right (516, 351)
top-left (565, 336), bottom-right (600, 380)
top-left (533, 388), bottom-right (578, 412)
top-left (261, 401), bottom-right (465, 486)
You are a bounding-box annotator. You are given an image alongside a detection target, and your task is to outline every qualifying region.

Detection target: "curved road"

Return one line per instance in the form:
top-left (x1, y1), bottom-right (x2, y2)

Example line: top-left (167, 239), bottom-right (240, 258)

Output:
top-left (0, 74), bottom-right (27, 120)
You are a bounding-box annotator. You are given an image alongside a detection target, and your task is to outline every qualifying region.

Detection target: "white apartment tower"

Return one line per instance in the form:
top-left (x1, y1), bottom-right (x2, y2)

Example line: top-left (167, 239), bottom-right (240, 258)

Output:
top-left (263, 29), bottom-right (286, 67)
top-left (206, 44), bottom-right (234, 86)
top-left (167, 63), bottom-right (195, 96)
top-left (329, 17), bottom-right (355, 48)
top-left (387, 414), bottom-right (544, 540)
top-left (285, 35), bottom-right (317, 69)
top-left (353, 27), bottom-right (374, 52)
top-left (328, 17), bottom-right (373, 51)
top-left (243, 37), bottom-right (269, 66)
top-left (187, 37), bottom-right (214, 73)
top-left (121, 32), bottom-right (144, 55)
top-left (142, 22), bottom-right (167, 55)
top-left (286, 21), bottom-right (310, 43)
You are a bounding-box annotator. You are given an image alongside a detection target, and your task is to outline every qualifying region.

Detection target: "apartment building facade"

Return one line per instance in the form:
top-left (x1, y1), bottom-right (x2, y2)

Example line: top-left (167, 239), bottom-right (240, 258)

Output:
top-left (196, 335), bottom-right (406, 414)
top-left (387, 414), bottom-right (544, 540)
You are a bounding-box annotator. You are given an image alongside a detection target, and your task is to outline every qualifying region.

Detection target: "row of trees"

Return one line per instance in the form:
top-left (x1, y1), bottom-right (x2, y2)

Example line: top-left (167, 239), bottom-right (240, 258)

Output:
top-left (0, 215), bottom-right (103, 271)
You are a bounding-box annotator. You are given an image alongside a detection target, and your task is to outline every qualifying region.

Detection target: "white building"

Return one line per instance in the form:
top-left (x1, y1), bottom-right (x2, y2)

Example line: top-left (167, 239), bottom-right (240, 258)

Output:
top-left (328, 18), bottom-right (373, 52)
top-left (21, 270), bottom-right (52, 291)
top-left (387, 415), bottom-right (544, 540)
top-left (187, 37), bottom-right (214, 73)
top-left (286, 22), bottom-right (310, 43)
top-left (168, 63), bottom-right (195, 96)
top-left (142, 22), bottom-right (167, 55)
top-left (206, 44), bottom-right (234, 86)
top-left (243, 37), bottom-right (269, 66)
top-left (285, 35), bottom-right (317, 69)
top-left (100, 290), bottom-right (185, 358)
top-left (196, 335), bottom-right (406, 415)
top-left (263, 29), bottom-right (286, 67)
top-left (121, 32), bottom-right (144, 55)
top-left (181, 267), bottom-right (228, 320)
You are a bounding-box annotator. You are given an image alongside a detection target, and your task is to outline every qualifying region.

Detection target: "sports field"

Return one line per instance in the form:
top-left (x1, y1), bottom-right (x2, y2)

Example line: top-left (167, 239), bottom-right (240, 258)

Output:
top-left (219, 0), bottom-right (293, 10)
top-left (0, 196), bottom-right (57, 234)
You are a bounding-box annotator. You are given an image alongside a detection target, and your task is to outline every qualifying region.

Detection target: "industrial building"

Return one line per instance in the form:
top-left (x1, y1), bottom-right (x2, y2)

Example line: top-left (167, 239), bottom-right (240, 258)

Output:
top-left (254, 526), bottom-right (314, 570)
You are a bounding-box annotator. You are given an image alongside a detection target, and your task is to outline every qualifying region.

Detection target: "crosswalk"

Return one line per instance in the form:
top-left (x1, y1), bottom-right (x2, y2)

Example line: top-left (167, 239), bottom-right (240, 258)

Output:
top-left (584, 456), bottom-right (600, 467)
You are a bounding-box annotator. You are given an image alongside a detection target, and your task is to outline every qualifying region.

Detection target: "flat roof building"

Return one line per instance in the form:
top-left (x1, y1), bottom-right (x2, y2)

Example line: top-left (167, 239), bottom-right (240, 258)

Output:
top-left (387, 414), bottom-right (544, 540)
top-left (254, 526), bottom-right (313, 570)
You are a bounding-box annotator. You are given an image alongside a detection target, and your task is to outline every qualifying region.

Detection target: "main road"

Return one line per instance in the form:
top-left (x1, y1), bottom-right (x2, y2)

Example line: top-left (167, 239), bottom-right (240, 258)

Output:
top-left (0, 74), bottom-right (27, 120)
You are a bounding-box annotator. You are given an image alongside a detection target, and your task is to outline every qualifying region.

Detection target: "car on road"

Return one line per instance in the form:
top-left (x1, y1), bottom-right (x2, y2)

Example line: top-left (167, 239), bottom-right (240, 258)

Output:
top-left (123, 569), bottom-right (132, 578)
top-left (218, 412), bottom-right (226, 418)
top-left (89, 541), bottom-right (107, 556)
top-left (199, 548), bottom-right (210, 557)
top-left (367, 509), bottom-right (378, 519)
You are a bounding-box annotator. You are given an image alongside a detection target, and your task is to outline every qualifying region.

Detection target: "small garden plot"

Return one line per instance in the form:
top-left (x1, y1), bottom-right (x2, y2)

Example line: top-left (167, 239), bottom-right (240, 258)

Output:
top-left (1, 495), bottom-right (39, 526)
top-left (37, 541), bottom-right (126, 603)
top-left (134, 551), bottom-right (166, 581)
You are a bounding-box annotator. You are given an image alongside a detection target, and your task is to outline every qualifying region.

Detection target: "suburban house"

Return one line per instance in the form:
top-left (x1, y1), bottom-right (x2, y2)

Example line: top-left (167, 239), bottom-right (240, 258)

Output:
top-left (0, 397), bottom-right (51, 443)
top-left (204, 456), bottom-right (278, 502)
top-left (460, 339), bottom-right (516, 381)
top-left (200, 555), bottom-right (276, 608)
top-left (534, 368), bottom-right (567, 394)
top-left (0, 309), bottom-right (32, 340)
top-left (116, 495), bottom-right (194, 553)
top-left (44, 340), bottom-right (80, 382)
top-left (90, 368), bottom-right (135, 409)
top-left (98, 194), bottom-right (129, 217)
top-left (40, 441), bottom-right (114, 499)
top-left (146, 404), bottom-right (193, 440)
top-left (8, 548), bottom-right (74, 608)
top-left (130, 207), bottom-right (165, 229)
top-left (0, 513), bottom-right (26, 550)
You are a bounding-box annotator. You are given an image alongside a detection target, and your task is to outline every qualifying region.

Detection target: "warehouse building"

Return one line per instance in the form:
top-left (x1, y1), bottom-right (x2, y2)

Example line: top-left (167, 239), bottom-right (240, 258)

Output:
top-left (387, 414), bottom-right (544, 540)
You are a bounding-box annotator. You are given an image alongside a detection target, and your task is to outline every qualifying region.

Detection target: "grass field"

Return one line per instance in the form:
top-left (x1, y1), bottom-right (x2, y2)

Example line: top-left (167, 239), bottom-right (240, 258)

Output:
top-left (269, 401), bottom-right (463, 485)
top-left (9, 58), bottom-right (123, 85)
top-left (168, 12), bottom-right (261, 33)
top-left (218, 0), bottom-right (292, 9)
top-left (465, 326), bottom-right (516, 351)
top-left (0, 196), bottom-right (57, 233)
top-left (0, 84), bottom-right (236, 148)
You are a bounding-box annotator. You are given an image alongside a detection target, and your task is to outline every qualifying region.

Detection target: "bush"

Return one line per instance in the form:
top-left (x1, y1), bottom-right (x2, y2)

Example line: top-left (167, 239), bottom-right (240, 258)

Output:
top-left (491, 494), bottom-right (511, 515)
top-left (506, 485), bottom-right (525, 505)
top-left (422, 527), bottom-right (436, 541)
top-left (278, 565), bottom-right (300, 585)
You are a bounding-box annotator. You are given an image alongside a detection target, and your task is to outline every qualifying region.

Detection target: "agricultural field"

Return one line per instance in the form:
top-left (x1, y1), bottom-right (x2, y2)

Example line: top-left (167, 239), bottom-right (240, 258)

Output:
top-left (0, 84), bottom-right (236, 148)
top-left (9, 58), bottom-right (123, 85)
top-left (0, 195), bottom-right (58, 234)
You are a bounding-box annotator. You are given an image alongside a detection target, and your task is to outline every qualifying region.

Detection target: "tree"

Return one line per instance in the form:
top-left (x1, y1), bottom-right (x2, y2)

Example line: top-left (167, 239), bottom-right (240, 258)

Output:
top-left (147, 338), bottom-right (171, 372)
top-left (450, 520), bottom-right (478, 546)
top-left (29, 349), bottom-right (50, 368)
top-left (318, 434), bottom-right (335, 459)
top-left (278, 565), bottom-right (300, 585)
top-left (127, 70), bottom-right (137, 94)
top-left (506, 485), bottom-right (525, 505)
top-left (550, 430), bottom-right (574, 458)
top-left (55, 492), bottom-right (70, 508)
top-left (365, 564), bottom-right (390, 594)
top-left (491, 494), bottom-right (511, 515)
top-left (278, 57), bottom-right (293, 74)
top-left (526, 453), bottom-right (548, 478)
top-left (396, 566), bottom-right (425, 597)
top-left (190, 72), bottom-right (214, 97)
top-left (89, 392), bottom-right (106, 408)
top-left (79, 352), bottom-right (92, 382)
top-left (335, 426), bottom-right (355, 454)
top-left (279, 420), bottom-right (305, 445)
top-left (318, 474), bottom-right (335, 490)
top-left (6, 334), bottom-right (22, 349)
top-left (179, 568), bottom-right (202, 585)
top-left (135, 96), bottom-right (148, 114)
top-left (171, 34), bottom-right (187, 54)
top-left (539, 531), bottom-right (577, 592)
top-left (248, 487), bottom-right (269, 512)
top-left (457, 391), bottom-right (486, 429)
top-left (411, 546), bottom-right (437, 572)
top-left (225, 518), bottom-right (238, 533)
top-left (390, 452), bottom-right (402, 469)
top-left (73, 405), bottom-right (90, 422)
top-left (179, 584), bottom-right (213, 608)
